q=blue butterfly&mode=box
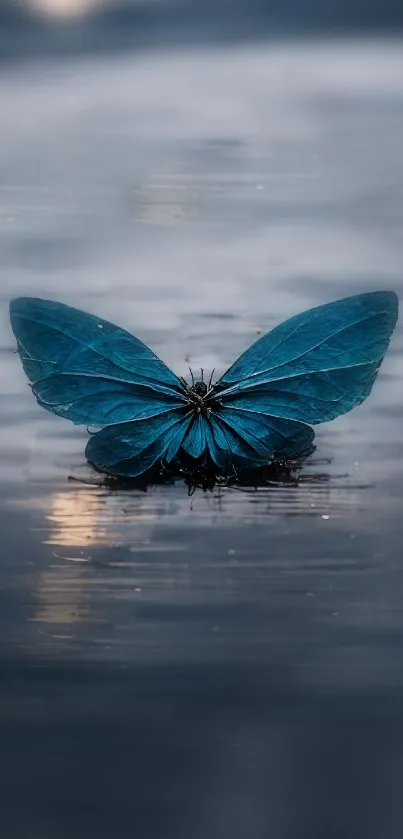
[9,291,398,478]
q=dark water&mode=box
[1,37,403,838]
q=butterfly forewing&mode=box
[9,297,186,425]
[215,291,398,425]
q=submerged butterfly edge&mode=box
[9,291,398,479]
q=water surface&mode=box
[1,37,403,838]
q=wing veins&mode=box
[16,311,180,389]
[42,399,182,426]
[217,359,378,397]
[211,410,270,453]
[222,309,389,385]
[32,370,187,401]
[92,411,193,466]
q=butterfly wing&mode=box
[86,410,193,477]
[179,410,314,473]
[180,412,256,470]
[214,291,398,425]
[9,297,186,425]
[181,414,208,459]
[204,415,254,472]
[213,408,315,460]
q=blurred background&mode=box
[2,0,403,59]
[2,3,403,839]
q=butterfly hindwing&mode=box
[203,415,247,472]
[202,413,272,471]
[182,414,207,459]
[86,410,192,477]
[216,291,398,424]
[9,297,186,425]
[215,408,315,460]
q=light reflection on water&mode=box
[1,462,397,673]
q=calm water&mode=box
[1,37,403,838]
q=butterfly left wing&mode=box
[213,291,398,424]
[86,410,192,477]
[9,297,186,425]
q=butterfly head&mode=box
[187,380,210,411]
[180,373,221,413]
[193,381,208,397]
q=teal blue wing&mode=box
[215,292,398,424]
[180,413,256,470]
[205,413,266,471]
[9,297,186,425]
[181,414,207,459]
[206,410,314,469]
[214,408,315,459]
[86,410,192,477]
[181,412,265,468]
[179,411,314,471]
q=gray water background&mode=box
[1,33,403,838]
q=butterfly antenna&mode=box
[189,366,195,386]
[201,367,204,383]
[208,368,215,390]
[179,376,189,392]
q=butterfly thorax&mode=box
[193,381,208,397]
[185,380,222,414]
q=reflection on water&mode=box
[3,462,397,672]
[27,0,103,19]
[43,486,168,547]
[46,488,108,546]
[1,35,403,839]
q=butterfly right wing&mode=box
[9,297,187,425]
[180,410,315,473]
[211,408,315,462]
[214,292,398,425]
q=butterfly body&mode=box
[9,291,398,478]
[180,379,221,415]
[193,381,208,397]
